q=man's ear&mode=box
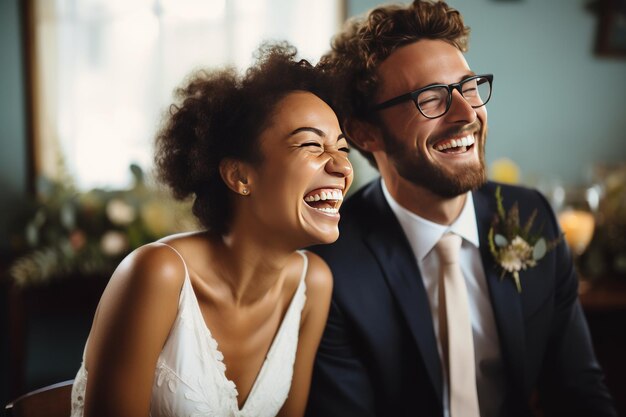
[344,118,385,153]
[219,158,254,196]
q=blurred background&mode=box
[1,0,625,413]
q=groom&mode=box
[306,1,616,416]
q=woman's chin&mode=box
[317,230,339,245]
[298,205,342,246]
[300,227,339,248]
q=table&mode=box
[5,274,108,399]
[579,278,626,416]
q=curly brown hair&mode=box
[155,42,335,235]
[320,0,470,167]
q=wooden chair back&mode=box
[5,380,74,417]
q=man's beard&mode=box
[381,122,488,198]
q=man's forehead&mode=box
[376,39,471,90]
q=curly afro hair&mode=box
[319,0,469,168]
[154,42,335,235]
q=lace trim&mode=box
[70,364,87,417]
[195,323,239,407]
[70,248,308,417]
[185,251,308,415]
[154,358,239,417]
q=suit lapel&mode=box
[473,186,526,396]
[363,181,443,402]
[360,182,529,403]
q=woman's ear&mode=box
[344,118,385,153]
[219,159,253,196]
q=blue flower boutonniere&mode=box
[488,186,562,293]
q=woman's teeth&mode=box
[435,135,475,151]
[304,189,343,214]
[313,207,339,214]
[304,190,343,203]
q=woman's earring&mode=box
[242,188,249,195]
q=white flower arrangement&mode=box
[8,165,197,287]
[488,186,561,293]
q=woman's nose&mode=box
[325,151,353,178]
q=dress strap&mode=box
[296,250,309,284]
[157,242,190,278]
[156,243,192,308]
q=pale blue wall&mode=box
[1,0,28,405]
[347,0,626,186]
[0,0,28,255]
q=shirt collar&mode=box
[381,179,480,262]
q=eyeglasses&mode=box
[372,74,493,119]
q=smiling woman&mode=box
[23,0,344,191]
[248,92,352,246]
[68,42,352,417]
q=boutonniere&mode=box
[488,186,561,293]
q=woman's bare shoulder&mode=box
[301,250,332,288]
[299,250,332,312]
[109,241,188,293]
[84,242,188,373]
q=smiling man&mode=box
[305,2,617,417]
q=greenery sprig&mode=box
[488,186,561,293]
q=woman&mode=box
[70,43,353,417]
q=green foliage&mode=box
[8,165,196,287]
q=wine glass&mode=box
[557,185,600,257]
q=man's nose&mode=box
[446,88,478,124]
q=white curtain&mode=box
[33,0,342,190]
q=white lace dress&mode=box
[71,247,308,417]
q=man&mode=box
[306,1,617,416]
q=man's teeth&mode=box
[304,190,343,203]
[435,135,475,151]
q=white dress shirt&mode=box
[381,180,505,417]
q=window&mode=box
[28,0,344,190]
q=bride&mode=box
[70,42,353,417]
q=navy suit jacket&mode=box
[306,179,616,417]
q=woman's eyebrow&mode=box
[290,126,325,137]
[290,127,346,143]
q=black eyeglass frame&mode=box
[371,74,494,119]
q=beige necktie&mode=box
[436,233,480,417]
